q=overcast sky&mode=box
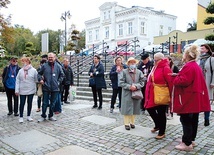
[2,0,198,34]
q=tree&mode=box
[4,25,36,56]
[187,21,197,32]
[78,30,86,50]
[0,0,14,53]
[34,29,62,55]
[67,27,81,54]
[204,2,214,41]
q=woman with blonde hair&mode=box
[15,57,38,123]
[120,57,144,130]
[109,56,127,113]
[171,45,210,151]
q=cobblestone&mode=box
[0,92,214,155]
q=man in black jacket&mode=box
[37,53,64,122]
[137,53,153,113]
[61,58,74,104]
[2,57,20,116]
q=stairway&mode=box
[72,54,142,103]
[72,56,114,103]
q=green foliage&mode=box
[205,34,214,41]
[187,21,197,32]
[204,17,214,25]
[206,2,214,14]
[35,29,61,54]
[204,2,214,42]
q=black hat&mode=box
[141,53,149,60]
[41,54,48,59]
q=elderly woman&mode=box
[144,52,173,139]
[172,45,210,151]
[109,56,127,113]
[15,57,38,123]
[120,57,144,130]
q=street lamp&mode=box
[173,32,178,53]
[132,37,140,56]
[60,11,71,53]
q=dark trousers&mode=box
[110,87,122,109]
[147,105,167,135]
[61,85,70,102]
[54,93,62,113]
[204,111,210,120]
[42,91,58,118]
[180,113,199,146]
[91,86,102,107]
[19,94,34,117]
[37,96,42,109]
[141,85,146,111]
[5,86,18,114]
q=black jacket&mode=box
[88,62,106,89]
[38,61,64,92]
[62,65,74,86]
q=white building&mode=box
[85,2,177,53]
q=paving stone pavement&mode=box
[0,92,214,155]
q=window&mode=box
[88,31,92,42]
[105,27,109,39]
[168,27,172,33]
[108,10,111,19]
[128,22,133,35]
[140,21,145,34]
[159,25,163,36]
[95,29,99,40]
[104,12,106,20]
[118,24,123,36]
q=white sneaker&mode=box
[27,116,33,122]
[19,117,24,123]
[48,117,57,121]
[38,117,45,122]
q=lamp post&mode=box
[166,37,171,55]
[60,11,71,53]
[132,37,140,56]
[173,32,178,53]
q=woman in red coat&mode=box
[144,52,173,139]
[171,45,211,151]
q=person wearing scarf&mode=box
[15,57,38,123]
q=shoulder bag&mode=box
[152,72,170,105]
[129,71,143,100]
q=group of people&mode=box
[89,44,213,152]
[2,52,74,123]
[2,44,213,152]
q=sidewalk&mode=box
[0,92,214,155]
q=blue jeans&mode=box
[19,94,34,117]
[204,111,210,120]
[42,91,58,118]
[54,93,62,113]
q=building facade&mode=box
[84,2,176,52]
[154,0,214,53]
[197,0,214,30]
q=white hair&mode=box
[154,52,164,60]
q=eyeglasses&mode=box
[12,60,17,62]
